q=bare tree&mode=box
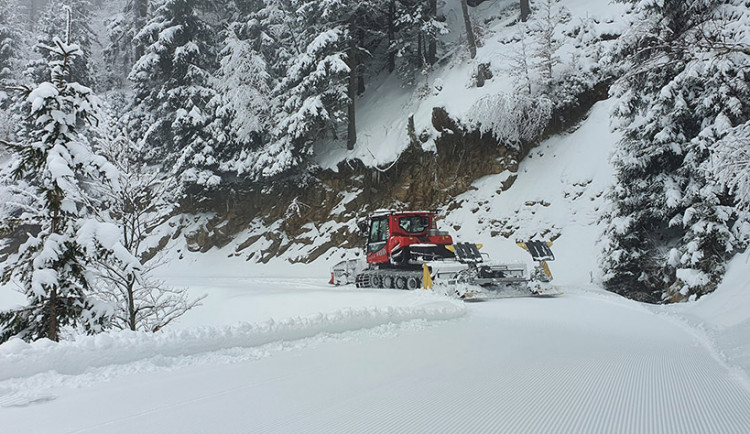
[93,125,204,332]
[533,0,563,92]
[510,23,533,95]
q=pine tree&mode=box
[0,0,21,86]
[208,21,274,182]
[0,35,120,342]
[26,0,98,89]
[266,0,389,172]
[602,0,750,302]
[126,0,219,188]
[104,0,152,86]
[391,0,448,81]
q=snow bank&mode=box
[0,299,465,381]
[685,254,750,329]
[658,253,750,390]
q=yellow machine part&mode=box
[422,264,433,289]
[540,260,553,281]
[517,241,554,281]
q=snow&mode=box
[441,98,620,287]
[2,91,750,431]
[1,1,750,432]
[2,267,750,433]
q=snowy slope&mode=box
[443,98,619,287]
[315,0,631,170]
[2,282,750,434]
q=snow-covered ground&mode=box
[2,96,750,432]
[1,268,750,433]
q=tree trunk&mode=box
[387,0,396,73]
[460,0,477,59]
[520,0,531,22]
[417,31,424,67]
[357,28,365,95]
[426,0,437,65]
[29,0,37,31]
[133,0,149,60]
[48,194,61,341]
[48,287,58,341]
[347,20,358,150]
[127,276,137,331]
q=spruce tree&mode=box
[104,0,151,85]
[0,0,21,85]
[26,0,98,89]
[126,0,219,189]
[208,20,274,182]
[602,0,750,302]
[0,35,115,342]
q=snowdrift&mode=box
[0,297,464,382]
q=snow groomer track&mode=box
[2,282,750,434]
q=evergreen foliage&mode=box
[104,0,151,87]
[0,0,21,85]
[602,0,750,302]
[126,0,219,187]
[26,0,98,88]
[0,37,123,342]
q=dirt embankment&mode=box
[182,82,611,263]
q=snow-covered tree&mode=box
[532,0,568,94]
[207,21,274,182]
[126,0,219,188]
[712,124,750,212]
[256,0,382,175]
[0,0,24,141]
[266,25,349,176]
[470,93,552,149]
[0,0,22,86]
[0,36,135,343]
[391,0,448,80]
[26,0,98,89]
[91,121,202,332]
[104,0,152,86]
[509,23,533,95]
[602,0,750,302]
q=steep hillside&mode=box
[180,1,630,268]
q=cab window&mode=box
[368,217,388,252]
[398,216,429,233]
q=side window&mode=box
[368,218,388,252]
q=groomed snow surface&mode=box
[2,267,750,434]
[2,99,750,433]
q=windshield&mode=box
[398,216,429,233]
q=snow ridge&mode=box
[0,301,465,381]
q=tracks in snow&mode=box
[3,289,750,434]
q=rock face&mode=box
[182,85,610,262]
[182,107,526,260]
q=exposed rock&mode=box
[177,81,612,263]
